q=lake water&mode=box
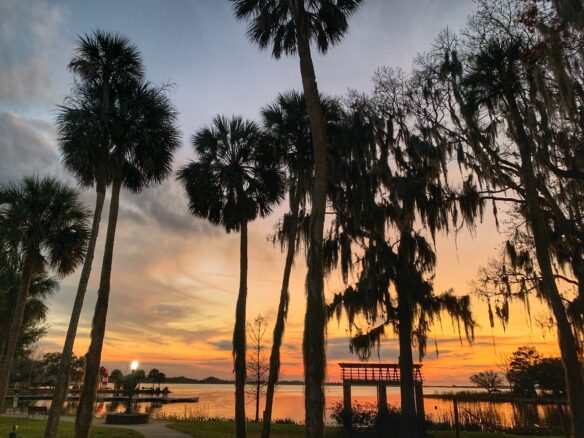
[27,384,566,430]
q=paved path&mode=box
[91,418,191,438]
[2,414,191,438]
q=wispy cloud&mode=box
[0,0,68,109]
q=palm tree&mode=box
[74,81,180,438]
[0,255,58,360]
[44,30,144,438]
[109,369,124,392]
[148,368,160,390]
[0,176,89,412]
[155,372,166,391]
[230,3,363,435]
[460,37,584,438]
[178,115,284,438]
[260,91,340,438]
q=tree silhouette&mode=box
[45,29,144,438]
[230,2,364,435]
[75,80,180,438]
[0,177,89,412]
[326,94,475,437]
[0,254,58,362]
[246,314,269,423]
[260,91,340,433]
[178,115,284,437]
[470,370,504,393]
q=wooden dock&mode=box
[339,362,425,434]
[4,394,199,404]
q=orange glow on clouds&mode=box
[39,184,563,386]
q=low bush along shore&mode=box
[426,391,566,404]
[168,420,564,438]
[0,417,142,437]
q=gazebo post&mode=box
[415,382,425,437]
[339,362,425,435]
[342,382,352,431]
[377,384,387,414]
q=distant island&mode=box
[161,377,480,388]
[162,376,307,385]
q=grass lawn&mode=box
[169,420,344,437]
[169,421,564,438]
[0,417,143,437]
[429,432,563,438]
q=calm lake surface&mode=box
[28,383,566,429]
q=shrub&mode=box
[329,401,400,430]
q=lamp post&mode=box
[125,360,139,414]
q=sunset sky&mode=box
[0,0,562,385]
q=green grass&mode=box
[169,421,564,438]
[169,420,344,437]
[0,417,143,438]
[429,432,563,438]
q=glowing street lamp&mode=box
[125,361,139,414]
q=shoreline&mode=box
[426,392,567,405]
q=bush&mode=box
[329,401,400,431]
[274,417,297,424]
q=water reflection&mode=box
[17,384,565,430]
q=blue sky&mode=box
[3,0,476,145]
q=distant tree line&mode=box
[471,346,566,398]
[107,367,167,393]
[9,352,85,390]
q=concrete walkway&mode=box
[2,414,192,438]
[91,418,192,438]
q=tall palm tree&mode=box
[260,91,339,438]
[0,176,89,412]
[230,3,363,435]
[74,81,180,438]
[178,115,284,438]
[460,37,584,438]
[44,30,144,438]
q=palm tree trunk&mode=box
[44,182,106,438]
[292,4,329,437]
[0,287,12,360]
[262,190,299,438]
[234,219,248,438]
[397,284,417,438]
[75,177,121,438]
[0,315,10,359]
[0,255,34,413]
[508,95,584,438]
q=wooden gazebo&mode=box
[339,362,425,431]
